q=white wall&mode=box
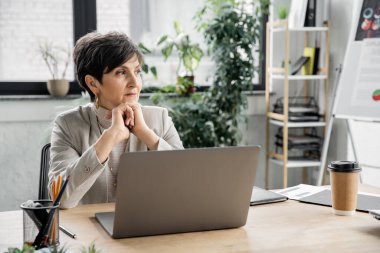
[0,96,90,211]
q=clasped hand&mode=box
[106,102,148,143]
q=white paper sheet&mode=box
[272,184,326,200]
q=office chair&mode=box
[38,143,51,200]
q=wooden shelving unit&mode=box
[265,20,330,188]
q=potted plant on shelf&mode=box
[38,41,71,97]
[157,21,204,95]
[277,5,288,20]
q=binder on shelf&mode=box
[312,47,320,74]
[291,56,310,75]
[304,0,316,27]
[301,47,316,75]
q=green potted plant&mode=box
[189,0,266,146]
[277,5,288,20]
[38,41,71,97]
[156,21,203,95]
[151,0,268,148]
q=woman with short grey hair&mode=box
[48,32,183,208]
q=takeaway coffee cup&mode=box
[328,161,362,216]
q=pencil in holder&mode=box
[20,200,60,248]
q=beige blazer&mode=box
[48,103,183,208]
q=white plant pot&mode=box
[47,79,69,97]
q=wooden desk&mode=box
[1,190,380,253]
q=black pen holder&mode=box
[20,200,59,248]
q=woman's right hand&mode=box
[107,103,135,144]
[94,103,134,164]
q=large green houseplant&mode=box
[157,21,204,95]
[153,0,268,148]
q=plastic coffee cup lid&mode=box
[328,161,362,173]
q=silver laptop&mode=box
[95,146,260,238]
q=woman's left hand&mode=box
[125,102,160,150]
[126,103,148,136]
